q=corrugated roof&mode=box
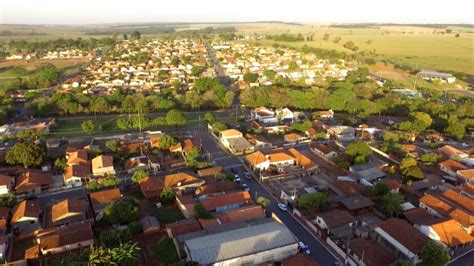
[185,221,297,265]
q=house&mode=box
[91,155,115,176]
[218,205,266,224]
[416,218,474,250]
[283,133,305,144]
[0,235,7,262]
[339,195,374,213]
[348,238,396,266]
[457,169,474,183]
[313,210,356,239]
[67,150,89,165]
[372,218,430,264]
[63,164,90,187]
[417,70,456,83]
[244,134,272,150]
[0,175,13,195]
[11,200,40,229]
[440,159,467,177]
[251,107,277,124]
[419,194,454,218]
[182,139,200,157]
[195,181,240,197]
[401,144,424,157]
[349,160,387,183]
[160,172,205,192]
[183,220,298,265]
[219,129,254,155]
[51,199,86,226]
[311,144,339,160]
[89,188,122,218]
[245,150,296,171]
[0,207,10,235]
[275,107,294,122]
[125,156,149,174]
[197,166,224,179]
[200,191,251,213]
[165,218,202,239]
[319,109,334,119]
[327,126,355,141]
[288,148,318,170]
[139,176,163,199]
[140,216,160,234]
[15,170,53,195]
[33,223,94,256]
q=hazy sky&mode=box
[1,0,473,25]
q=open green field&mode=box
[48,111,236,138]
[233,23,474,75]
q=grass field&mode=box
[234,23,474,75]
[48,111,236,138]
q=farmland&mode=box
[233,23,474,75]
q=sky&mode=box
[1,0,473,25]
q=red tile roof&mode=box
[200,191,251,212]
[378,218,429,255]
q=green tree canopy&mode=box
[298,192,328,211]
[420,242,450,266]
[160,187,176,204]
[81,120,95,135]
[131,169,149,184]
[157,134,177,150]
[345,141,373,160]
[6,142,46,168]
[380,192,404,217]
[166,109,186,126]
[103,200,139,225]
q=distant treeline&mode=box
[0,30,47,36]
[330,23,474,29]
[7,37,116,53]
[179,27,236,35]
[83,26,176,35]
[266,33,305,42]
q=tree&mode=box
[186,147,201,167]
[0,193,17,207]
[54,157,67,171]
[211,122,227,134]
[345,141,373,160]
[128,221,142,235]
[354,155,366,165]
[323,33,330,41]
[420,153,442,164]
[203,112,216,124]
[81,120,95,135]
[380,192,404,217]
[131,31,141,40]
[370,183,390,196]
[256,196,271,208]
[400,157,424,180]
[420,242,450,266]
[89,97,109,116]
[131,169,148,184]
[392,260,413,266]
[89,241,140,265]
[103,200,139,225]
[193,203,213,219]
[444,122,465,140]
[157,134,177,150]
[166,109,186,126]
[34,63,60,88]
[160,187,176,204]
[298,192,328,211]
[243,72,258,83]
[105,139,121,153]
[6,142,45,168]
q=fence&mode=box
[326,238,357,266]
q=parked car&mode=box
[277,203,287,211]
[298,241,310,254]
[244,172,252,180]
[241,183,250,192]
[234,177,241,183]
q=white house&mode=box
[252,107,277,124]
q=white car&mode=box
[277,203,287,211]
[298,241,310,254]
[241,183,250,192]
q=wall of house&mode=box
[373,228,420,264]
[93,167,115,176]
[42,239,93,255]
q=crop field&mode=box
[235,23,474,75]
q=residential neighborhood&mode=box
[0,5,472,265]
